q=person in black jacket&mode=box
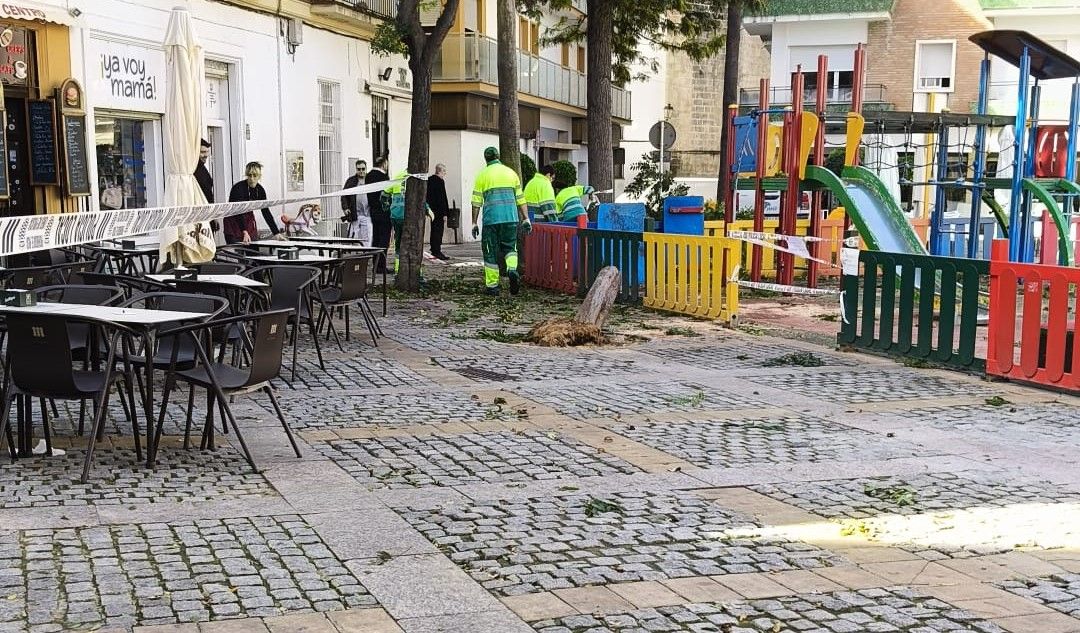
[223,161,283,244]
[426,163,451,260]
[194,139,219,233]
[366,156,390,272]
[341,159,371,244]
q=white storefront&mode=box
[52,0,408,230]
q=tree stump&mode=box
[527,266,621,347]
[576,265,621,327]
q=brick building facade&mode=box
[865,0,992,112]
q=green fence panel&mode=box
[577,229,644,304]
[838,250,989,371]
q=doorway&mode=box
[3,96,32,217]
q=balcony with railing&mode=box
[308,0,396,21]
[433,33,631,121]
[738,84,891,111]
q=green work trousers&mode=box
[482,223,519,288]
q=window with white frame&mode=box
[915,40,956,92]
[318,80,342,194]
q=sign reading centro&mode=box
[87,38,166,113]
[0,3,48,21]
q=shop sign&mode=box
[87,38,166,113]
[0,25,29,86]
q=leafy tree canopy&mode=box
[521,0,731,85]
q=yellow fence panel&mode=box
[643,232,740,324]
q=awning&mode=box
[0,1,74,26]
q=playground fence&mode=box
[643,232,740,324]
[936,217,998,260]
[839,250,989,371]
[1038,214,1080,267]
[706,218,812,280]
[522,223,578,295]
[577,228,643,304]
[987,239,1079,392]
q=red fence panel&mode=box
[987,239,1080,393]
[522,223,578,295]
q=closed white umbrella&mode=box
[158,5,214,267]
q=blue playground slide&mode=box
[803,164,928,255]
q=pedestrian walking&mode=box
[366,156,391,272]
[427,164,451,260]
[470,147,530,296]
[341,159,372,244]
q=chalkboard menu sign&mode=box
[27,99,58,186]
[62,115,90,196]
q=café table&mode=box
[89,241,160,275]
[0,302,211,459]
[247,242,388,316]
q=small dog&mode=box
[282,203,322,237]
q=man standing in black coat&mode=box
[194,139,219,234]
[366,156,390,272]
[426,163,451,260]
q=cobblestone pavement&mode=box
[999,574,1080,618]
[0,446,272,508]
[402,491,847,596]
[759,368,1000,404]
[4,263,1080,633]
[532,587,1005,632]
[260,390,520,430]
[613,416,926,467]
[638,339,858,370]
[432,352,639,382]
[0,516,374,632]
[315,431,640,488]
[516,381,770,420]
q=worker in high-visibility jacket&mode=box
[524,164,557,222]
[471,147,530,296]
[554,182,595,222]
[381,169,431,274]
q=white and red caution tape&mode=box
[0,175,427,258]
[726,230,839,268]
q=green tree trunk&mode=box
[586,0,614,197]
[497,0,521,176]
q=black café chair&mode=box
[119,292,229,450]
[317,255,380,345]
[2,266,65,290]
[243,265,328,380]
[152,309,302,470]
[71,271,171,299]
[0,314,141,482]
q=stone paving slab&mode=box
[0,515,375,632]
[0,446,272,508]
[529,586,1007,632]
[515,382,770,421]
[401,491,846,597]
[313,431,640,488]
[612,416,925,467]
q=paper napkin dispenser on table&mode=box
[278,248,299,260]
[172,267,197,281]
[1,289,35,307]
